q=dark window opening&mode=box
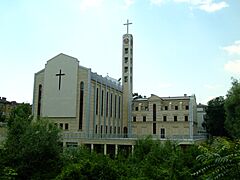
[37,84,42,118]
[165,106,168,110]
[96,88,99,115]
[163,116,167,122]
[125,57,128,63]
[135,106,138,111]
[101,90,104,116]
[185,116,188,121]
[143,116,146,122]
[175,106,178,110]
[65,123,69,130]
[186,105,189,110]
[133,116,136,122]
[79,82,84,130]
[153,123,156,134]
[161,128,165,138]
[153,104,156,122]
[124,66,128,73]
[174,116,177,122]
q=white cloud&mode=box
[123,0,135,9]
[198,0,228,13]
[224,60,240,74]
[80,0,104,12]
[150,0,229,12]
[222,41,240,55]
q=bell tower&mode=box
[122,19,133,137]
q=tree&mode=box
[1,104,62,179]
[193,137,240,179]
[225,78,240,138]
[203,96,228,137]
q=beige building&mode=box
[32,25,204,153]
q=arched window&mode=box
[79,82,84,130]
[37,84,42,118]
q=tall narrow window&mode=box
[186,105,189,110]
[95,125,98,134]
[118,96,121,119]
[153,104,156,122]
[37,84,42,118]
[143,116,146,122]
[153,123,156,134]
[101,90,104,116]
[65,123,69,130]
[163,116,167,122]
[160,128,165,138]
[175,106,178,110]
[174,116,177,122]
[185,115,188,121]
[106,92,109,117]
[110,93,113,117]
[115,95,117,118]
[79,82,84,130]
[96,88,99,115]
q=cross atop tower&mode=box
[123,19,132,34]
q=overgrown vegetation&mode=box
[1,78,240,179]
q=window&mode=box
[96,88,99,115]
[124,76,128,82]
[65,123,69,130]
[175,106,178,110]
[125,48,128,54]
[133,116,136,122]
[60,123,63,129]
[115,95,117,118]
[124,66,128,73]
[106,92,109,117]
[125,57,128,63]
[37,84,42,118]
[135,106,138,111]
[186,105,189,110]
[153,104,156,122]
[165,106,168,110]
[114,127,116,134]
[101,125,103,134]
[174,116,177,122]
[118,96,121,119]
[110,126,112,134]
[101,90,104,116]
[110,93,113,117]
[185,116,188,121]
[143,116,146,122]
[106,126,108,134]
[153,123,156,134]
[79,82,84,130]
[160,128,165,138]
[163,116,167,122]
[95,125,97,134]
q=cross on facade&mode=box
[56,69,65,90]
[123,19,132,34]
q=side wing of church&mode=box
[32,24,204,152]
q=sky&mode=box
[0,0,240,104]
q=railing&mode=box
[62,131,207,142]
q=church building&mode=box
[32,21,201,152]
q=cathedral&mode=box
[32,21,202,153]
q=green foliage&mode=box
[57,147,119,180]
[1,104,62,179]
[204,96,228,137]
[193,137,240,179]
[127,137,200,180]
[225,78,240,138]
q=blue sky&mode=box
[0,0,239,104]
